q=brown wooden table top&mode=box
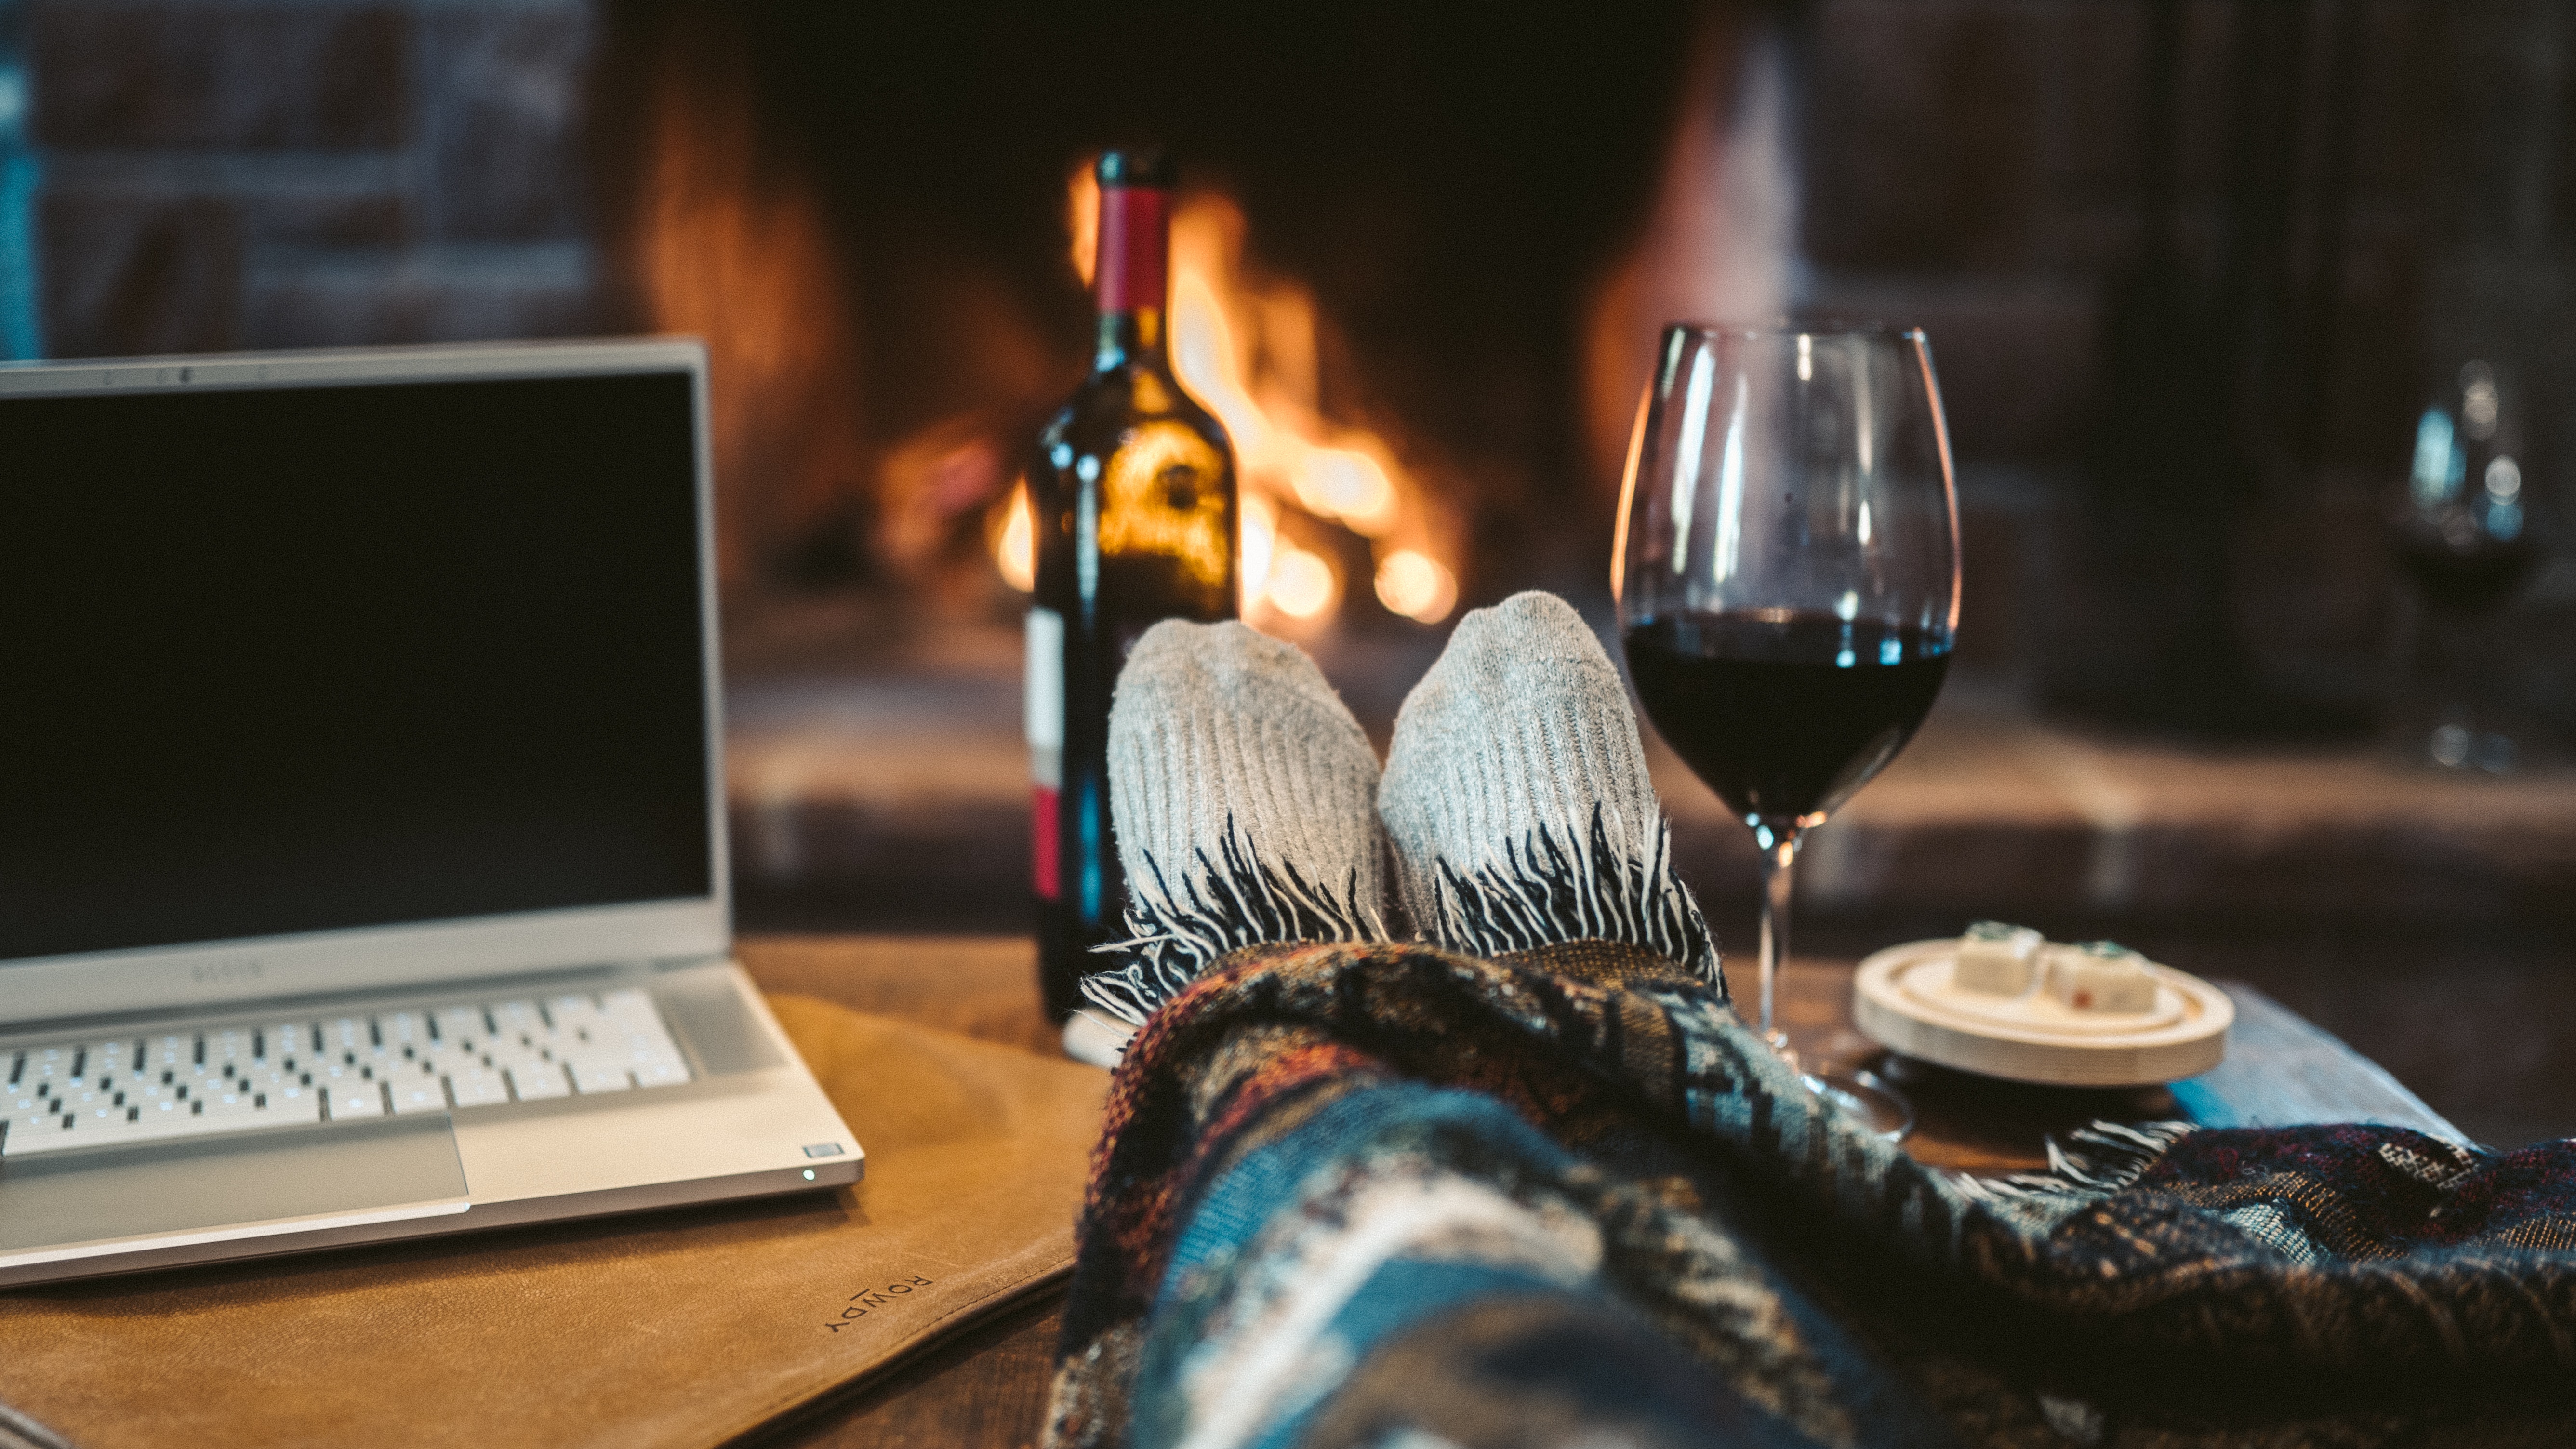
[733,933,2464,1448]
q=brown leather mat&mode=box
[0,996,1108,1449]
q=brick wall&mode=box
[28,0,601,360]
[1793,0,2576,732]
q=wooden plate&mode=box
[1852,939,2233,1087]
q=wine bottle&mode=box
[1028,148,1239,1024]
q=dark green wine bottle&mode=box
[1027,149,1239,1024]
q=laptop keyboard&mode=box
[0,988,692,1159]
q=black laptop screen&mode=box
[0,368,715,963]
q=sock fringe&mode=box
[1079,817,1388,1026]
[1421,804,1722,992]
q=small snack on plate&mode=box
[1953,920,2044,996]
[2043,941,2158,1014]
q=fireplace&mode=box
[19,0,2570,736]
[590,0,1761,631]
[583,0,2576,743]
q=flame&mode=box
[1240,489,1278,599]
[1166,243,1415,567]
[1267,546,1337,619]
[1165,196,1448,623]
[996,177,1457,625]
[1067,162,1099,287]
[994,482,1035,592]
[1374,549,1457,624]
[1168,194,1453,622]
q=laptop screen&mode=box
[0,368,714,965]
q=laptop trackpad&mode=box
[0,1117,468,1259]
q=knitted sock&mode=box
[1377,591,1720,989]
[1082,619,1391,1025]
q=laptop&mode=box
[0,339,863,1288]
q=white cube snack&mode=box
[2043,941,2159,1014]
[1953,920,2044,996]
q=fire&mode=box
[1239,489,1277,598]
[1267,547,1337,619]
[997,166,1457,626]
[993,485,1035,593]
[1373,549,1457,623]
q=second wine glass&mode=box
[1614,323,1961,1139]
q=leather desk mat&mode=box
[0,996,1109,1449]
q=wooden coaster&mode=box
[1853,939,2232,1087]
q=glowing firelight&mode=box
[1163,199,1446,620]
[998,168,1458,625]
[1267,547,1336,619]
[994,476,1280,607]
[1239,490,1278,604]
[1297,448,1397,535]
[994,483,1036,592]
[1068,162,1101,287]
[1373,550,1457,624]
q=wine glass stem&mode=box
[1756,833,1800,1047]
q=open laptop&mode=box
[0,339,862,1288]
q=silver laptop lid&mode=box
[0,339,730,1027]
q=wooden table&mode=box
[734,934,2466,1448]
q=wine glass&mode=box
[1614,323,1960,1140]
[2388,359,2538,772]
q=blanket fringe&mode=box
[1952,1120,2198,1205]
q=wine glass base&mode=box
[1802,1069,1914,1143]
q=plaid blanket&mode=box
[1042,939,2576,1449]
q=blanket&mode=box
[1042,939,2576,1449]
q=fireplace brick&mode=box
[28,0,602,360]
[420,1,594,242]
[46,154,413,249]
[242,243,600,349]
[1805,273,2098,462]
[28,2,411,152]
[1803,0,2045,273]
[40,190,243,358]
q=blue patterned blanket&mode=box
[1042,938,2576,1449]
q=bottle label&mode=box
[1095,186,1169,316]
[1026,608,1064,900]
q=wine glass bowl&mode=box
[2386,360,2539,774]
[1615,323,1961,1139]
[2393,361,2534,617]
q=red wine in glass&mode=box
[2392,532,2535,616]
[1625,612,1951,827]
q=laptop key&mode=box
[324,1083,384,1120]
[565,1060,634,1094]
[447,1071,510,1108]
[633,1059,690,1088]
[505,1063,571,1102]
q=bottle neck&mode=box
[1093,182,1170,371]
[1095,308,1167,371]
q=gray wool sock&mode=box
[1084,619,1390,1024]
[1377,591,1719,988]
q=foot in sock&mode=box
[1377,590,1720,990]
[1081,619,1390,1027]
